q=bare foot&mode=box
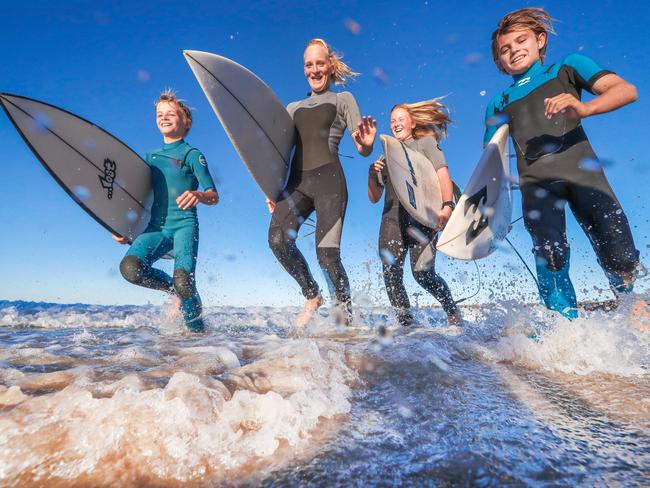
[447,310,462,326]
[631,300,650,333]
[295,295,324,327]
[166,294,182,321]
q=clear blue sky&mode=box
[1,0,648,307]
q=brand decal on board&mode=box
[99,158,117,199]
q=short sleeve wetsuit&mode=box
[485,54,639,317]
[268,89,362,311]
[119,139,216,331]
[376,136,458,324]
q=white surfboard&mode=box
[0,93,153,243]
[184,50,294,201]
[436,124,511,260]
[381,135,443,228]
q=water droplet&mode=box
[32,112,51,134]
[344,18,361,35]
[534,188,548,199]
[486,113,509,127]
[464,52,482,65]
[527,210,541,220]
[480,90,487,96]
[287,229,298,239]
[373,67,389,86]
[579,158,602,172]
[379,248,395,265]
[406,226,429,244]
[73,186,91,201]
[126,210,138,222]
[137,70,150,83]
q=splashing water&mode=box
[0,297,648,486]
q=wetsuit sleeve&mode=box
[419,137,447,171]
[563,53,614,94]
[187,151,216,191]
[286,101,298,118]
[484,98,499,146]
[337,92,362,133]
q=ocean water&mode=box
[0,297,649,487]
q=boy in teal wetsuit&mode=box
[113,91,218,331]
[486,8,640,319]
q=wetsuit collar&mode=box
[309,88,332,97]
[512,60,544,85]
[162,139,185,150]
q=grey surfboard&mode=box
[0,93,153,243]
[184,50,294,201]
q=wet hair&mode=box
[391,98,452,141]
[306,38,359,85]
[491,8,556,73]
[154,89,193,134]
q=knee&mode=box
[268,225,290,252]
[413,269,437,287]
[173,269,196,299]
[120,255,145,284]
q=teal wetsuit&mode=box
[120,139,216,331]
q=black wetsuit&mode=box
[485,54,639,317]
[268,89,362,309]
[377,136,458,325]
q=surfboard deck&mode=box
[184,50,294,202]
[0,93,153,243]
[381,135,443,228]
[436,124,511,260]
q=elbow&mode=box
[628,83,639,103]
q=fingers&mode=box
[111,234,128,245]
[265,197,276,214]
[544,94,581,118]
[371,159,385,172]
[176,191,199,210]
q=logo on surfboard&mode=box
[464,186,489,245]
[98,158,117,200]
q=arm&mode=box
[368,159,385,203]
[545,74,637,119]
[435,166,454,229]
[177,151,219,210]
[340,92,376,156]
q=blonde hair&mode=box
[391,98,452,141]
[306,38,359,85]
[491,8,556,73]
[154,89,193,133]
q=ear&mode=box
[536,31,547,51]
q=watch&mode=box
[442,200,456,210]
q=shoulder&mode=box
[560,53,597,70]
[336,91,358,105]
[418,135,442,151]
[183,144,207,166]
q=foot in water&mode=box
[168,294,205,332]
[295,295,324,327]
[447,310,462,326]
[631,300,650,333]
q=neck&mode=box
[512,59,542,82]
[163,135,183,144]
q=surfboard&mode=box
[436,124,511,260]
[184,50,294,201]
[380,134,443,228]
[0,93,153,243]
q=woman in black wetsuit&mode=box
[267,38,377,327]
[368,100,461,326]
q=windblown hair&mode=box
[306,38,359,85]
[155,89,193,133]
[491,8,556,73]
[391,98,452,141]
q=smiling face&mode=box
[303,43,334,94]
[390,107,415,141]
[156,101,188,141]
[496,28,547,75]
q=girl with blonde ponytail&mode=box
[368,99,461,327]
[267,38,376,327]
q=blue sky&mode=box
[1,0,649,307]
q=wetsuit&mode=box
[119,139,216,331]
[485,54,639,318]
[268,90,362,312]
[376,136,458,325]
